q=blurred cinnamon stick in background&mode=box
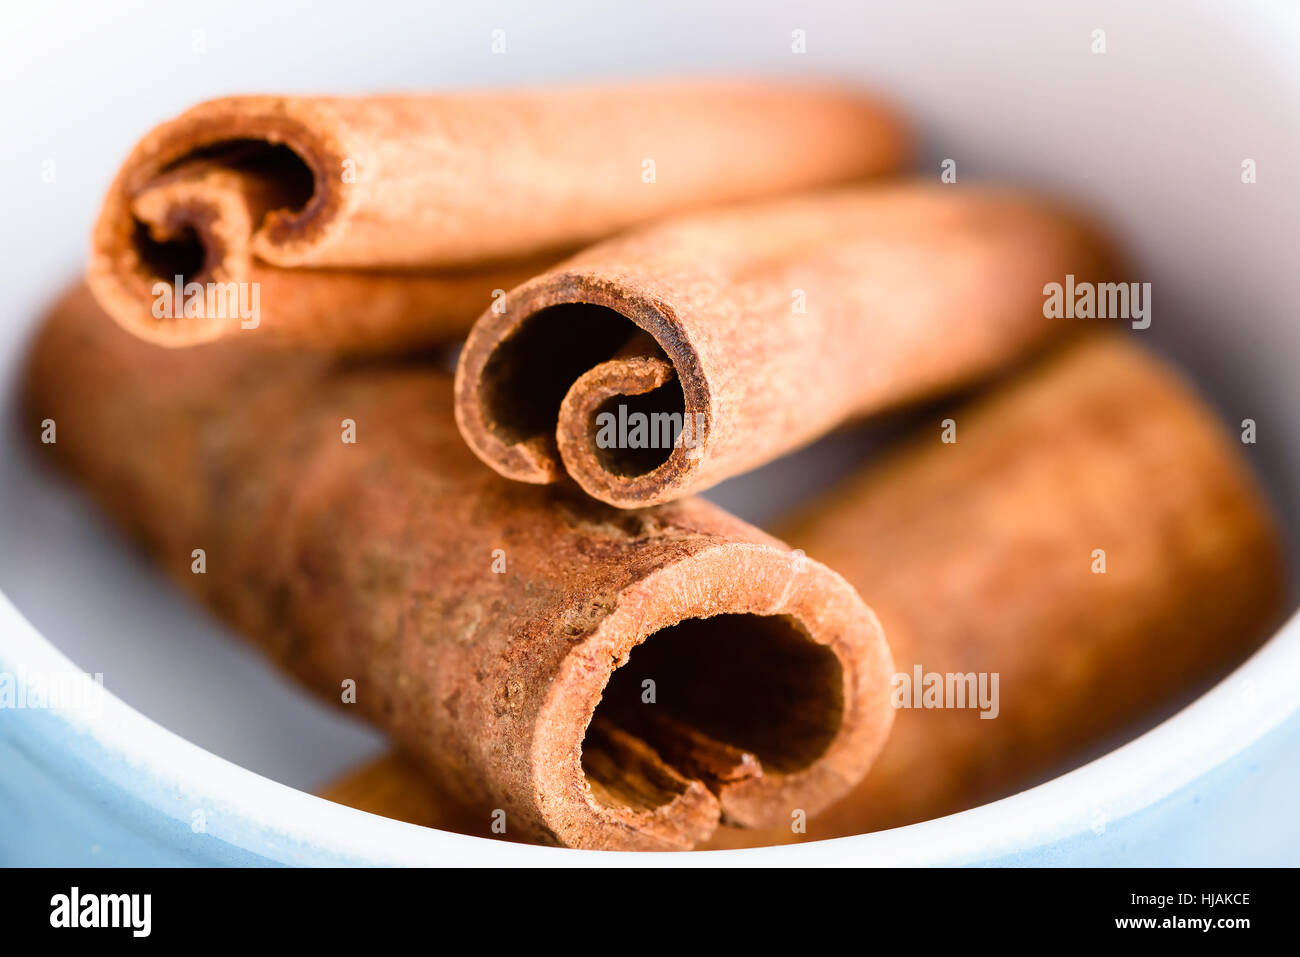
[329,336,1285,847]
[24,284,895,851]
[710,334,1284,845]
[87,82,910,350]
[455,182,1122,507]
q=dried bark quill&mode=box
[454,182,1123,507]
[24,285,896,851]
[86,82,910,350]
[324,337,1286,847]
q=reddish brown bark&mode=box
[455,182,1122,507]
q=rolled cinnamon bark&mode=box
[87,82,910,349]
[454,182,1123,507]
[711,334,1285,844]
[25,284,895,851]
[328,336,1286,847]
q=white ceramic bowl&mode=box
[1,0,1296,865]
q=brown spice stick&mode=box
[325,336,1286,847]
[87,82,911,349]
[454,182,1123,508]
[708,334,1284,845]
[25,284,895,851]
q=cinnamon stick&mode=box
[454,182,1122,507]
[24,284,895,851]
[709,334,1284,844]
[326,336,1286,847]
[87,82,910,349]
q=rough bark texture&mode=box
[328,336,1287,848]
[454,182,1124,507]
[24,284,895,851]
[87,82,911,349]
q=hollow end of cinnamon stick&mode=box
[530,542,895,848]
[454,272,710,506]
[82,97,551,352]
[86,98,345,346]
